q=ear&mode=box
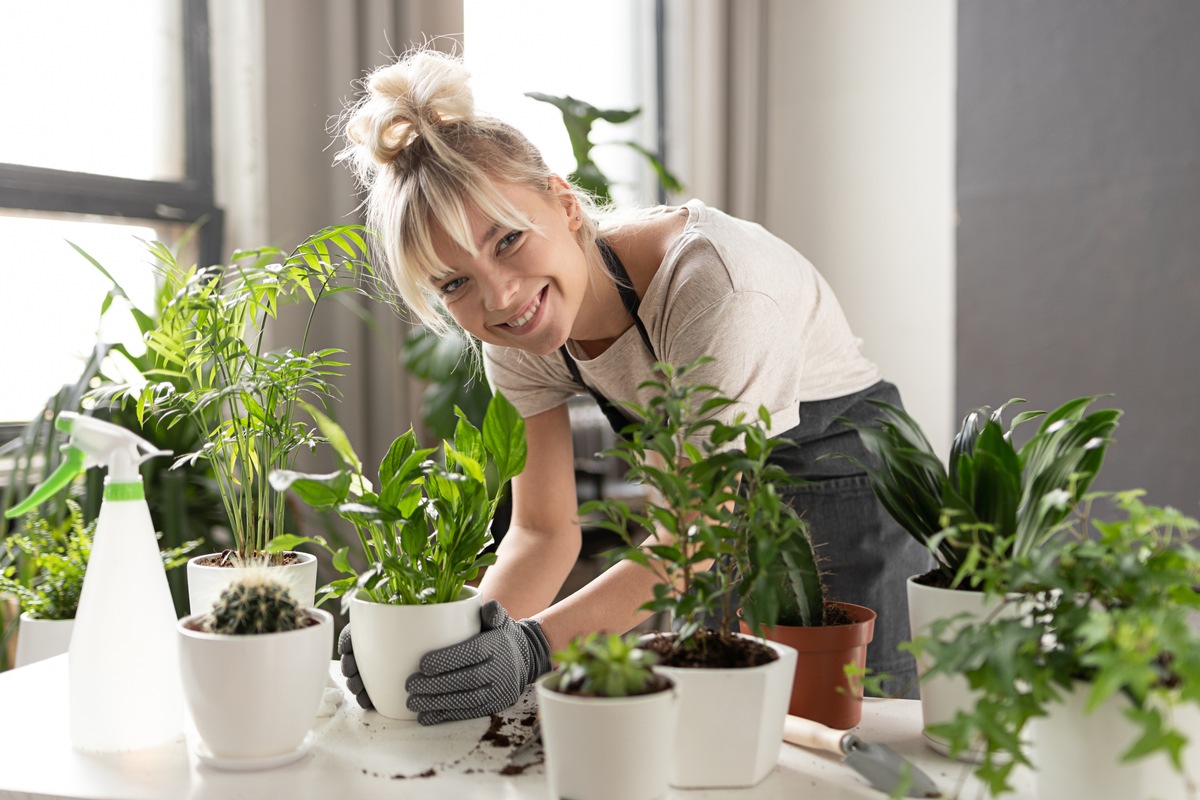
[548,175,583,232]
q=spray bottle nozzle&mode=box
[3,412,171,520]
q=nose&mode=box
[480,266,518,313]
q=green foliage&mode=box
[402,324,490,441]
[916,491,1200,796]
[268,392,526,608]
[550,632,664,698]
[0,500,199,622]
[847,397,1121,586]
[91,226,371,561]
[204,572,305,635]
[526,92,684,205]
[582,358,825,659]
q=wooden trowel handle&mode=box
[783,714,848,756]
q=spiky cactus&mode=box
[205,572,305,635]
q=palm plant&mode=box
[847,396,1121,587]
[92,226,369,562]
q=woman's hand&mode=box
[404,600,552,725]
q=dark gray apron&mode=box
[561,241,929,699]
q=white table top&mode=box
[0,655,1033,800]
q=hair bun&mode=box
[341,49,474,177]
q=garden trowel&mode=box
[783,714,942,797]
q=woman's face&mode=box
[429,180,589,357]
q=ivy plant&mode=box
[915,490,1200,796]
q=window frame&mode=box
[0,0,222,442]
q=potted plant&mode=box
[582,358,803,788]
[92,226,369,614]
[732,415,877,730]
[918,490,1200,799]
[536,631,678,800]
[847,396,1121,757]
[177,567,334,769]
[0,499,197,668]
[268,391,526,720]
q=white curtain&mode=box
[210,0,463,474]
[662,0,767,222]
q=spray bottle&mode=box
[5,411,183,751]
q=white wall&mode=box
[761,1,957,456]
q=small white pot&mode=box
[536,672,678,800]
[186,551,318,615]
[1032,683,1200,800]
[349,587,481,720]
[177,607,333,766]
[14,612,75,667]
[907,576,1007,760]
[650,635,797,788]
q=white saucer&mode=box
[195,732,316,771]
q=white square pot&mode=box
[651,635,797,788]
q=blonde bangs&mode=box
[379,164,544,333]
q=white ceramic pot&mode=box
[1032,683,1200,800]
[177,607,333,767]
[537,672,678,800]
[186,551,318,615]
[650,635,797,789]
[907,576,1006,760]
[349,587,481,720]
[14,612,75,667]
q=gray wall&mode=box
[956,1,1200,513]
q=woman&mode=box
[336,49,932,724]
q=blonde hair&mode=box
[338,49,606,333]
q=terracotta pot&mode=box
[742,600,875,730]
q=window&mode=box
[0,0,221,434]
[463,0,662,207]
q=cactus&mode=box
[205,572,305,635]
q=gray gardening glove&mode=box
[404,600,552,726]
[338,624,374,710]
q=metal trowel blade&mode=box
[842,736,942,798]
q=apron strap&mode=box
[559,239,656,436]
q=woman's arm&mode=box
[476,403,584,620]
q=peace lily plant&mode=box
[268,391,526,720]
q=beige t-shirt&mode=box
[483,200,880,436]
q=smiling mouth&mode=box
[504,288,544,328]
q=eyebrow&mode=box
[475,222,502,254]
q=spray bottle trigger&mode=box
[3,446,88,519]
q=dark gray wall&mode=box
[957,1,1200,514]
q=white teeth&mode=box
[505,291,542,328]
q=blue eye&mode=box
[441,276,467,295]
[497,230,523,252]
